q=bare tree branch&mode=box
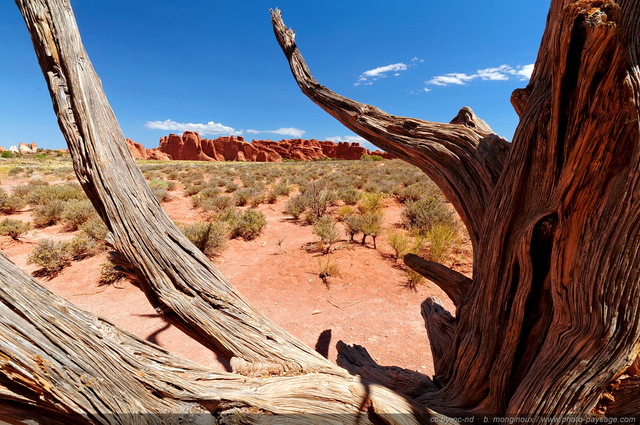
[270,8,509,245]
[0,251,448,424]
[404,254,471,308]
[15,0,336,376]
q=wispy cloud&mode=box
[145,119,241,136]
[426,64,534,87]
[246,127,305,138]
[356,57,423,86]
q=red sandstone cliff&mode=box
[127,132,393,162]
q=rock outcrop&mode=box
[127,132,393,162]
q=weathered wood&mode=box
[607,377,640,418]
[273,0,640,418]
[420,298,455,383]
[0,251,446,424]
[404,254,471,307]
[16,0,337,377]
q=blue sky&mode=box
[0,1,549,151]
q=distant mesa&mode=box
[126,132,392,162]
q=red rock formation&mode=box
[126,138,147,159]
[125,132,394,162]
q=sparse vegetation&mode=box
[0,218,30,240]
[229,209,267,241]
[179,221,229,257]
[27,239,72,277]
[313,215,341,254]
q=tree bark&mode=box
[3,0,640,421]
[272,0,640,418]
[5,0,449,423]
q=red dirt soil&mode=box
[0,180,470,377]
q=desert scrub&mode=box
[233,187,257,207]
[61,199,96,231]
[149,178,171,202]
[342,214,363,242]
[358,192,384,214]
[65,235,101,260]
[402,196,454,235]
[27,239,71,277]
[301,181,336,219]
[99,260,127,286]
[284,194,307,220]
[24,182,84,205]
[318,257,340,287]
[0,218,30,240]
[426,222,461,263]
[387,230,410,259]
[271,182,292,197]
[313,215,341,254]
[0,188,26,214]
[360,212,383,248]
[79,217,109,242]
[230,209,266,241]
[179,221,229,257]
[395,182,438,203]
[338,188,361,206]
[32,199,67,228]
[198,195,233,213]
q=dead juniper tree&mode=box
[0,0,637,422]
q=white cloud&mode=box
[355,58,423,86]
[145,119,241,136]
[425,64,534,87]
[326,135,368,144]
[246,127,305,138]
[517,64,535,79]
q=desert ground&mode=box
[0,154,470,376]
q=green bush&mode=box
[32,200,67,228]
[65,235,100,260]
[230,209,266,241]
[0,219,30,240]
[0,188,25,214]
[426,222,460,263]
[179,221,229,257]
[61,199,96,231]
[360,212,383,248]
[284,195,307,220]
[302,181,336,219]
[338,188,361,206]
[401,196,454,235]
[27,239,71,277]
[1,151,14,159]
[197,195,233,212]
[358,192,384,214]
[342,214,363,242]
[233,188,256,207]
[79,217,109,241]
[313,215,341,254]
[387,230,410,260]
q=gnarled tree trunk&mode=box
[271,0,640,418]
[0,0,638,422]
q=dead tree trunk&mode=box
[271,0,640,418]
[1,0,639,422]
